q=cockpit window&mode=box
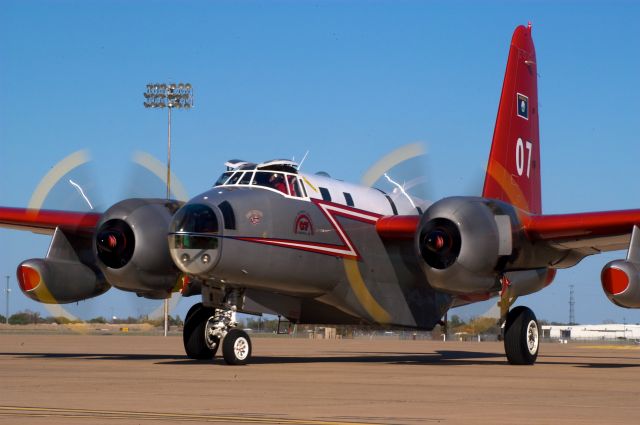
[288,176,302,197]
[253,171,271,187]
[239,171,254,185]
[214,172,232,186]
[226,171,243,185]
[215,162,307,198]
[255,172,288,194]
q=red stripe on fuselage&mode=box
[234,199,382,260]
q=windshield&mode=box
[213,167,307,198]
[214,172,232,186]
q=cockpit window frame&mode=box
[214,165,309,200]
[214,171,233,186]
[225,171,244,185]
[239,171,254,185]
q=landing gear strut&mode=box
[182,288,252,365]
[499,276,540,365]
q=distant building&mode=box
[542,324,640,341]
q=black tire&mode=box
[184,303,203,323]
[222,329,252,366]
[184,302,203,325]
[183,304,217,360]
[504,306,540,365]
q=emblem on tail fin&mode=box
[517,93,529,120]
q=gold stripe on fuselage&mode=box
[343,258,391,324]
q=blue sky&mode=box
[1,0,639,324]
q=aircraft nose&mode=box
[168,203,222,276]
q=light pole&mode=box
[5,275,10,324]
[144,82,193,337]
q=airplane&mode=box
[2,24,640,366]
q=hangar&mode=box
[542,324,640,341]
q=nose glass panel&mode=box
[169,203,222,275]
[169,203,220,250]
[171,203,219,234]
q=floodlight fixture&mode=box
[143,82,193,110]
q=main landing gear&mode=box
[499,277,540,365]
[504,306,539,365]
[183,299,252,365]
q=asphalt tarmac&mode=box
[1,334,639,424]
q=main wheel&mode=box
[183,303,218,360]
[504,306,540,365]
[222,329,252,365]
[184,302,202,325]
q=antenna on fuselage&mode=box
[297,150,310,171]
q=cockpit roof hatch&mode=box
[224,159,256,170]
[258,159,299,173]
[222,159,300,174]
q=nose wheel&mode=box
[222,328,252,365]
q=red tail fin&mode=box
[483,24,541,214]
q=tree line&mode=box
[1,310,184,326]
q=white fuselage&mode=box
[299,172,426,216]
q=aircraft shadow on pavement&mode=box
[2,350,638,368]
[158,350,640,368]
[1,352,184,361]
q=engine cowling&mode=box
[416,197,517,294]
[601,260,640,308]
[94,198,183,298]
[17,259,110,303]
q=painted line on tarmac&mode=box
[577,345,640,350]
[0,406,389,425]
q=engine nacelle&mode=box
[416,197,517,294]
[17,259,110,304]
[94,198,183,298]
[505,268,556,297]
[601,260,640,308]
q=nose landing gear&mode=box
[183,289,253,365]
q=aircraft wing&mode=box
[0,206,101,235]
[375,215,420,240]
[376,209,640,255]
[523,210,640,254]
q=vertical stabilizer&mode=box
[483,24,541,214]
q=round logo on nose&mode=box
[294,212,314,235]
[246,210,263,225]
